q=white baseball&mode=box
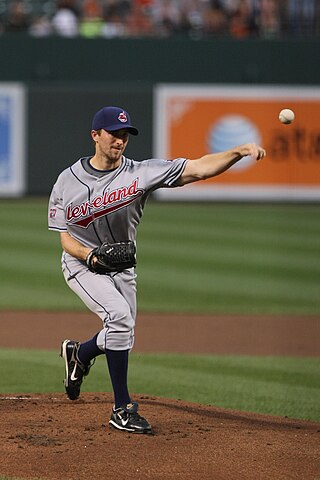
[279,108,295,124]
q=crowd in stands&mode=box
[0,0,319,39]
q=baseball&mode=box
[279,108,295,124]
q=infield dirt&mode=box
[0,311,319,480]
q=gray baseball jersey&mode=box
[48,155,187,351]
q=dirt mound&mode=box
[1,393,319,480]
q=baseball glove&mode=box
[86,241,136,274]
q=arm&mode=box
[60,231,92,261]
[178,143,266,186]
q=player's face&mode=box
[93,128,129,164]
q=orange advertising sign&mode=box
[154,86,320,200]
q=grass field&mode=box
[0,199,319,424]
[0,198,319,314]
[0,478,28,480]
[1,349,319,422]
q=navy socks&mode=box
[77,333,104,365]
[105,349,131,409]
[77,334,131,409]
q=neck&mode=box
[90,154,121,171]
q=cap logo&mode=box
[118,112,128,123]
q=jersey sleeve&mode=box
[144,157,187,191]
[48,178,67,232]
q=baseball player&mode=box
[48,106,266,434]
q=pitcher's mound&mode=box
[1,393,319,479]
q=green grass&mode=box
[0,348,319,422]
[0,478,43,480]
[0,198,319,314]
[0,477,43,480]
[0,478,42,480]
[137,202,320,314]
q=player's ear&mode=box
[91,130,99,143]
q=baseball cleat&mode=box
[60,339,93,401]
[109,402,153,434]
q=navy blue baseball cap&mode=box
[92,106,139,135]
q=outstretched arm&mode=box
[178,143,266,186]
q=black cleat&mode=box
[109,402,153,434]
[60,339,93,401]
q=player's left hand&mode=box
[86,241,136,274]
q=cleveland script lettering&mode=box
[66,178,144,228]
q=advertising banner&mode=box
[0,83,26,196]
[154,85,320,201]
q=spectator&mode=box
[287,0,316,36]
[258,0,281,38]
[150,0,182,36]
[51,0,79,37]
[4,1,30,33]
[183,0,208,38]
[29,15,53,37]
[100,13,128,38]
[202,0,229,36]
[126,1,154,36]
[0,0,319,39]
[79,0,104,38]
[101,0,130,37]
[102,0,132,19]
[229,0,257,38]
